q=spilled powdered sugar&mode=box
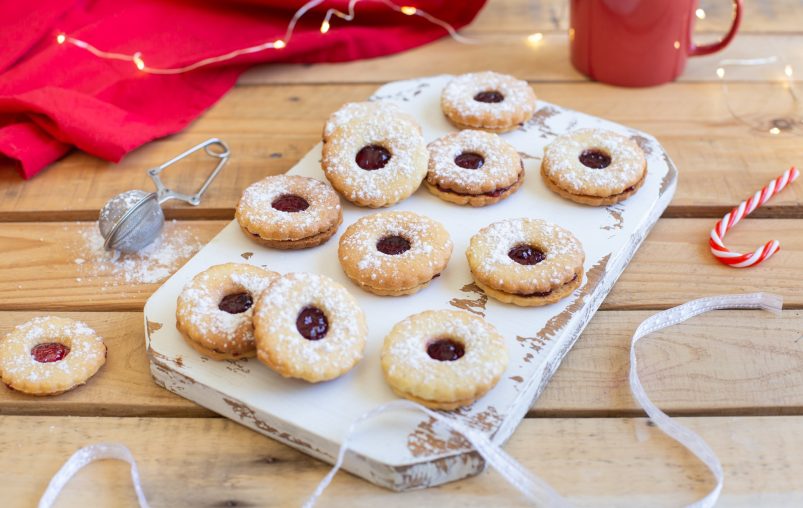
[69,221,202,285]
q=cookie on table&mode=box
[381,310,508,410]
[0,317,106,396]
[236,175,342,249]
[466,218,585,307]
[322,101,419,142]
[338,211,453,296]
[176,263,279,360]
[253,272,367,383]
[541,128,647,206]
[425,129,525,206]
[321,115,428,207]
[441,71,537,133]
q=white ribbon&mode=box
[39,442,150,508]
[628,292,782,508]
[40,292,783,508]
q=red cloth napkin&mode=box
[0,0,485,179]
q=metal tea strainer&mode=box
[98,138,230,253]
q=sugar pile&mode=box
[70,220,202,285]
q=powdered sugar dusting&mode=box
[427,130,521,193]
[323,101,404,139]
[441,72,537,126]
[70,221,202,285]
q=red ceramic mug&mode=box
[570,0,743,87]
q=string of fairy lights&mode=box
[55,0,475,75]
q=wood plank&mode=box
[0,219,800,312]
[1,83,801,221]
[1,310,799,418]
[3,415,803,507]
[239,33,803,84]
[466,0,803,34]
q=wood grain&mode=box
[2,310,800,418]
[1,83,801,221]
[0,219,799,312]
[4,414,803,507]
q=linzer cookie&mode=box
[253,272,367,383]
[466,218,585,307]
[236,175,342,249]
[322,115,428,207]
[176,263,279,360]
[0,317,106,396]
[541,128,647,206]
[381,310,508,410]
[322,101,418,142]
[338,211,453,296]
[425,129,524,206]
[441,71,537,133]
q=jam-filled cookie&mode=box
[322,115,428,208]
[253,272,367,382]
[322,101,418,142]
[338,211,453,296]
[466,218,585,307]
[541,128,647,206]
[236,175,342,249]
[441,71,537,133]
[0,317,106,396]
[381,310,508,410]
[425,130,525,206]
[176,263,279,360]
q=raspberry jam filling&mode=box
[427,338,465,361]
[435,171,522,197]
[508,244,546,265]
[31,342,70,363]
[296,306,329,340]
[473,91,505,103]
[376,235,411,255]
[272,194,309,213]
[356,145,392,170]
[219,292,253,314]
[515,274,578,297]
[579,149,612,169]
[454,152,485,169]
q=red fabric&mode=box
[0,0,485,179]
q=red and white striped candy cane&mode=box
[709,166,799,268]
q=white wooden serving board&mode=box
[144,74,677,491]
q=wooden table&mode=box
[2,1,802,506]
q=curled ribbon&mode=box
[40,293,783,508]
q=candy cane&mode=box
[709,166,799,268]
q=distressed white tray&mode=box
[144,74,677,491]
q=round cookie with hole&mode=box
[176,263,279,360]
[425,129,525,206]
[381,310,508,410]
[338,211,453,296]
[253,272,367,383]
[0,316,106,396]
[236,175,342,249]
[466,218,585,307]
[541,128,647,206]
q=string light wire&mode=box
[55,0,475,75]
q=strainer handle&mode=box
[148,138,230,206]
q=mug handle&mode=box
[689,0,743,56]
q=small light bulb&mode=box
[56,33,66,45]
[133,53,145,71]
[769,127,781,135]
[401,6,417,15]
[527,33,543,45]
[784,64,794,78]
[673,40,680,50]
[695,8,706,19]
[716,67,725,79]
[274,39,286,49]
[320,20,330,34]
